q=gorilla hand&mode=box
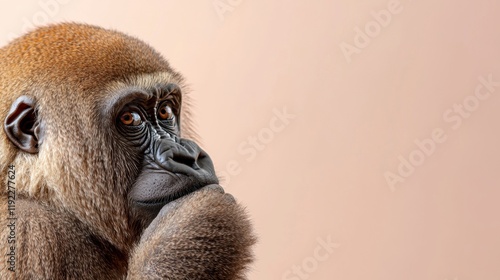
[128,185,256,280]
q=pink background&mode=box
[1,1,500,279]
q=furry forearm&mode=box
[127,185,256,280]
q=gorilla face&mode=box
[5,83,219,232]
[108,83,219,224]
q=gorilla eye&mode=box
[158,105,174,120]
[120,111,142,126]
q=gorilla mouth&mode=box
[134,182,203,207]
[130,172,219,217]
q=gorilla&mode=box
[0,23,255,279]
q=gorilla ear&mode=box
[4,96,40,154]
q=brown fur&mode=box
[128,186,255,279]
[0,23,255,279]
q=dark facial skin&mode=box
[110,83,219,224]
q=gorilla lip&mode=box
[135,191,187,207]
[130,161,219,210]
[133,179,216,208]
[132,181,215,220]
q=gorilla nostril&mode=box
[172,153,199,170]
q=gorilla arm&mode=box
[0,186,254,280]
[128,185,255,280]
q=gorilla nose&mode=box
[166,140,201,170]
[153,138,215,177]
